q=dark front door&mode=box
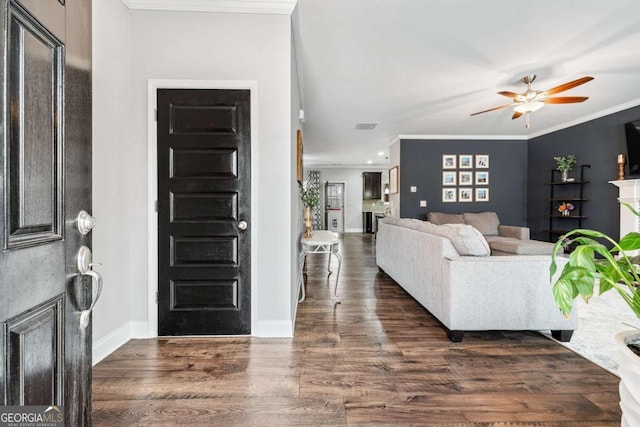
[0,0,93,425]
[157,89,251,336]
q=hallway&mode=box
[93,234,621,426]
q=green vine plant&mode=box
[298,182,320,209]
[550,202,640,320]
[554,154,576,172]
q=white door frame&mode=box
[147,79,259,338]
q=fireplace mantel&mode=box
[609,179,640,240]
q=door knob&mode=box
[76,210,96,235]
[238,221,248,230]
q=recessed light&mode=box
[378,151,384,156]
[367,160,373,164]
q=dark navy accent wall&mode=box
[527,105,640,242]
[399,139,528,226]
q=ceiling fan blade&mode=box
[512,111,523,120]
[470,104,512,116]
[544,76,594,96]
[545,96,589,104]
[498,91,520,99]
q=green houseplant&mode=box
[554,154,576,182]
[299,182,319,238]
[550,202,640,425]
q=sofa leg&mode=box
[446,329,464,342]
[551,330,573,342]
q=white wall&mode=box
[92,0,140,363]
[291,6,304,321]
[314,167,388,232]
[92,7,295,362]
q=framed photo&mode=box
[459,154,473,169]
[475,171,489,185]
[476,154,489,169]
[442,188,457,202]
[475,187,489,202]
[389,166,399,194]
[459,171,473,186]
[296,130,303,183]
[442,154,457,169]
[442,171,457,186]
[459,188,473,202]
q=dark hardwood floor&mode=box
[93,234,621,426]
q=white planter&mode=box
[616,330,640,427]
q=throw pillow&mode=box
[463,212,500,236]
[429,223,490,256]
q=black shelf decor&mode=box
[545,164,590,242]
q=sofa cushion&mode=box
[489,238,555,255]
[463,212,500,236]
[427,212,465,225]
[396,218,424,230]
[419,223,490,257]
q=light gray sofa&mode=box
[376,217,576,342]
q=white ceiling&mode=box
[294,0,640,167]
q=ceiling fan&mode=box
[471,75,594,128]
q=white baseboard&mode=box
[93,320,149,366]
[345,228,364,233]
[252,320,293,337]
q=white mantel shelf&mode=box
[609,179,640,241]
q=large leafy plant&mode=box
[298,182,320,209]
[550,203,640,319]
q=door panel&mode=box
[7,3,64,247]
[157,89,251,336]
[0,0,92,425]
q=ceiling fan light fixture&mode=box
[514,100,545,114]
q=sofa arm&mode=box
[498,225,530,240]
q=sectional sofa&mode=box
[375,215,576,342]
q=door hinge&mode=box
[154,109,157,121]
[155,291,159,304]
[154,200,158,212]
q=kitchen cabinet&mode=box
[363,172,382,200]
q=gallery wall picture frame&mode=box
[475,187,489,202]
[459,171,473,186]
[459,188,473,202]
[476,154,489,168]
[475,171,489,185]
[296,130,303,183]
[389,166,399,194]
[442,171,457,186]
[459,154,473,169]
[442,154,457,169]
[442,188,457,202]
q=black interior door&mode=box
[157,89,251,336]
[0,0,92,425]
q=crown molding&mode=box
[120,0,297,15]
[398,134,527,141]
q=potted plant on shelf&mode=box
[554,154,576,182]
[550,203,640,426]
[299,181,319,238]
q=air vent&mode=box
[355,122,378,130]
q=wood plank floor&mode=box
[92,234,621,426]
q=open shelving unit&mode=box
[546,164,590,242]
